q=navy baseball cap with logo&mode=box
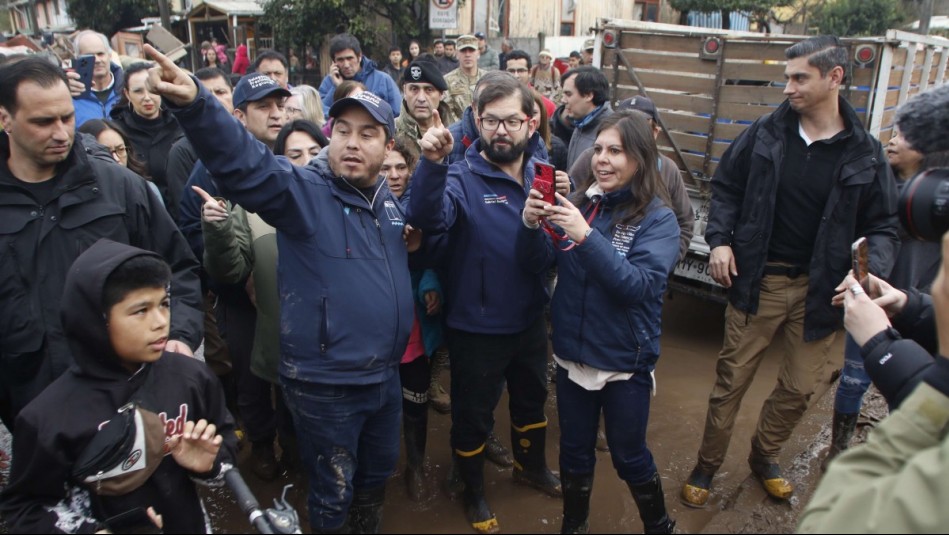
[329,91,396,137]
[232,73,291,109]
[618,95,659,123]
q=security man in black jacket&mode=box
[0,58,202,431]
[680,36,899,507]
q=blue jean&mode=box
[280,373,402,531]
[556,366,657,485]
[834,334,872,414]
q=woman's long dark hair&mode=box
[570,110,671,226]
[77,118,151,180]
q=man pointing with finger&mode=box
[408,74,564,534]
[141,44,422,533]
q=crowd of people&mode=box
[0,26,947,535]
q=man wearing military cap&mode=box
[397,60,458,141]
[444,35,486,123]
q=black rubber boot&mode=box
[347,485,386,534]
[560,472,594,534]
[485,431,514,467]
[511,421,562,497]
[455,449,500,534]
[250,439,278,482]
[821,411,859,472]
[627,473,676,534]
[403,409,429,502]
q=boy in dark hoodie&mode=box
[0,239,237,533]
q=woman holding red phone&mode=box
[518,112,680,534]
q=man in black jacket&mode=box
[0,58,202,431]
[680,36,899,507]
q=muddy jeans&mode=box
[834,334,872,414]
[280,373,401,531]
[696,274,837,473]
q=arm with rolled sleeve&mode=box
[576,209,680,306]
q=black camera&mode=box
[898,167,949,242]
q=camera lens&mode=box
[899,168,949,242]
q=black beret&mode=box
[402,60,448,92]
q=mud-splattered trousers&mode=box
[280,373,401,531]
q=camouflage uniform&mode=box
[443,68,484,125]
[395,100,458,143]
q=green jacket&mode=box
[798,380,949,533]
[202,203,280,383]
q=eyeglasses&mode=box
[506,68,529,74]
[110,145,127,157]
[479,116,527,132]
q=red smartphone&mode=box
[533,162,556,206]
[851,237,869,292]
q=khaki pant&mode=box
[696,274,837,472]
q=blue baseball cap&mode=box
[328,91,396,137]
[232,73,291,109]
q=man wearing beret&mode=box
[396,60,458,142]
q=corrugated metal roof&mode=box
[197,1,265,16]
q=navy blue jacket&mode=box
[517,193,680,373]
[170,86,414,386]
[407,140,548,334]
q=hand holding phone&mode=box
[533,162,556,207]
[852,237,870,292]
[68,54,96,97]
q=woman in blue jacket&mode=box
[519,111,680,534]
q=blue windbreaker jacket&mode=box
[170,86,414,385]
[517,192,680,373]
[318,56,402,117]
[406,139,549,334]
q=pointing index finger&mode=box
[432,109,443,130]
[143,44,176,70]
[191,185,216,204]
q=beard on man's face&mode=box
[483,134,529,164]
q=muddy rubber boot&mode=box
[560,472,594,534]
[511,421,562,497]
[403,409,430,502]
[821,411,858,472]
[485,431,514,467]
[627,473,676,534]
[347,485,386,534]
[455,448,500,534]
[250,439,278,482]
[748,452,793,500]
[428,370,451,415]
[680,466,714,508]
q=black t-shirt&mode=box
[1,159,62,206]
[767,116,851,266]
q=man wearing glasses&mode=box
[505,49,556,120]
[407,75,563,534]
[317,33,402,116]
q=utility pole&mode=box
[158,0,171,29]
[919,0,934,36]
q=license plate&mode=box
[674,256,720,286]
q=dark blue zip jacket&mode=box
[406,139,548,334]
[517,191,680,373]
[170,86,414,385]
